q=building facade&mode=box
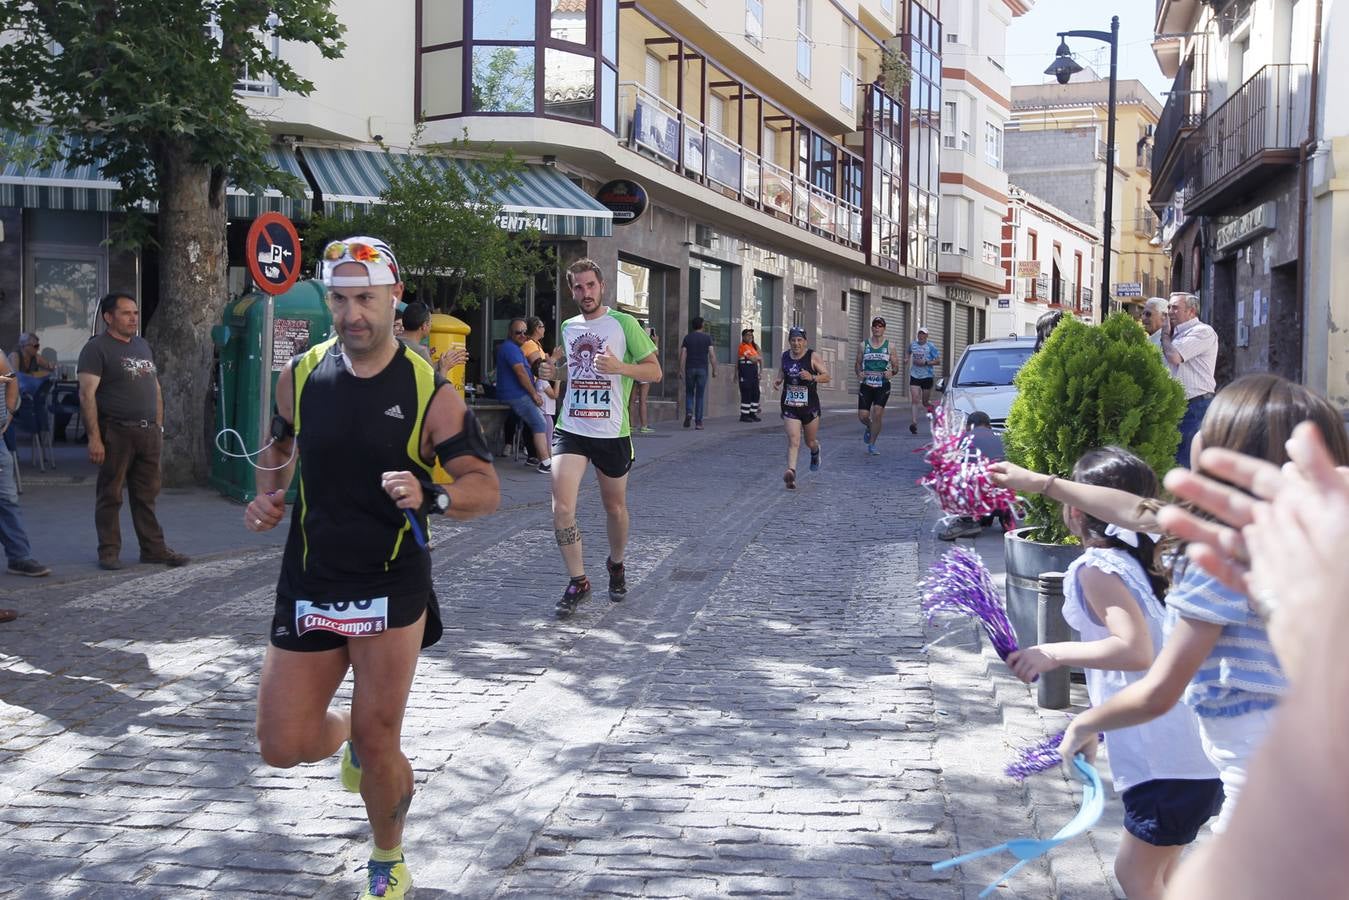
[1006,78,1166,316]
[992,185,1100,337]
[2,0,952,422]
[930,0,1030,369]
[1150,0,1316,388]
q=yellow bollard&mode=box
[428,313,471,484]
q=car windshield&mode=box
[953,346,1034,387]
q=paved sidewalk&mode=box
[0,411,1121,898]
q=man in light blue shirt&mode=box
[905,327,940,434]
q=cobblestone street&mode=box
[0,414,1120,898]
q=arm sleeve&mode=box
[76,340,103,377]
[1166,567,1249,627]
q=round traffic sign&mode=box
[246,212,302,295]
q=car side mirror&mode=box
[936,378,946,392]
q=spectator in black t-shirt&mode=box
[679,317,716,429]
[77,293,189,571]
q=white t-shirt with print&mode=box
[556,308,657,439]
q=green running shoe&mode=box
[340,740,362,793]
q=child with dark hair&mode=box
[1007,447,1222,900]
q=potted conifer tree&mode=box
[1001,312,1185,649]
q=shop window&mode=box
[749,272,778,360]
[690,257,736,364]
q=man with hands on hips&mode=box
[244,235,499,900]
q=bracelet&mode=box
[1042,474,1057,497]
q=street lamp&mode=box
[1044,15,1119,324]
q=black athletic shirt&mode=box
[277,341,441,601]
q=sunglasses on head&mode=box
[323,240,387,265]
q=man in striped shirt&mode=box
[1161,292,1218,469]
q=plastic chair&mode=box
[12,375,55,471]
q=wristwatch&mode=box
[421,483,451,515]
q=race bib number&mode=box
[568,379,612,419]
[295,598,389,638]
[863,372,884,387]
[784,384,809,407]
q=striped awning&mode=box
[1,127,311,219]
[299,146,613,237]
[226,145,312,219]
[0,127,121,211]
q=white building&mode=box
[992,185,1099,338]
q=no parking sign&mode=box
[246,212,301,296]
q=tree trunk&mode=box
[146,142,227,487]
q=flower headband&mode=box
[320,237,401,287]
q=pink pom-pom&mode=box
[917,407,1019,525]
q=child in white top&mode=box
[1007,447,1222,900]
[535,374,557,446]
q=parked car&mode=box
[938,336,1036,432]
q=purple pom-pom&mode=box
[919,546,1019,661]
[1005,728,1107,781]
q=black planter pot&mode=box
[1003,526,1083,653]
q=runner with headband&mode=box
[243,236,500,900]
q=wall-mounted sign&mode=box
[595,179,649,226]
[945,286,973,304]
[1016,260,1041,278]
[997,297,1011,309]
[1114,282,1143,298]
[246,212,301,296]
[1215,201,1277,255]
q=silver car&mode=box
[938,336,1037,432]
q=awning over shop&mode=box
[1,127,311,219]
[299,146,613,238]
[1,127,120,211]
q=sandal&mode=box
[783,468,796,490]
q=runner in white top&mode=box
[538,259,662,618]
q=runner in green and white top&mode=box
[538,258,662,618]
[854,316,900,456]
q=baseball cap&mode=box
[917,326,929,334]
[872,316,886,326]
[788,325,807,339]
[321,236,401,287]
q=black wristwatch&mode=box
[420,483,451,515]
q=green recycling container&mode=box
[210,279,331,502]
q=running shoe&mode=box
[809,447,821,472]
[783,468,796,490]
[606,557,627,602]
[683,415,692,428]
[358,857,411,899]
[340,740,362,793]
[555,576,591,618]
[639,425,655,434]
[867,443,880,456]
[863,422,872,444]
[537,460,552,474]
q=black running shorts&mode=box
[551,429,635,479]
[909,376,935,390]
[858,382,892,409]
[270,590,443,652]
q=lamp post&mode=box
[1045,15,1119,325]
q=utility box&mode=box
[211,279,332,503]
[429,312,470,394]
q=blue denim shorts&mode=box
[1122,778,1224,846]
[506,394,551,435]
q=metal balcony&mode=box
[1186,64,1309,215]
[1150,52,1205,205]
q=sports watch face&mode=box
[434,488,450,512]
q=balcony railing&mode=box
[1151,50,1206,200]
[1190,64,1309,212]
[619,82,863,249]
[1133,209,1158,236]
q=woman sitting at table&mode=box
[9,333,55,378]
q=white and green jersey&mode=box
[556,307,657,439]
[860,339,891,387]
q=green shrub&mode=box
[1004,312,1186,544]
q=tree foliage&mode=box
[0,1,345,223]
[0,1,345,486]
[1003,313,1186,544]
[304,139,554,314]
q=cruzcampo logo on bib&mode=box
[295,598,389,637]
